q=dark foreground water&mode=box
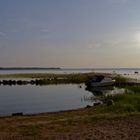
[0,84,94,116]
[0,84,128,116]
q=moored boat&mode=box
[86,75,115,87]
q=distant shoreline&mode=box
[0,67,140,70]
[0,67,61,70]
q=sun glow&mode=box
[134,32,140,43]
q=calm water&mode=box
[0,68,137,116]
[0,84,94,116]
[0,68,93,74]
[0,83,129,116]
[0,68,140,74]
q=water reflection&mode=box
[0,84,94,116]
[85,86,128,96]
[0,83,134,116]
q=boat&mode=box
[86,75,115,87]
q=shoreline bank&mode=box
[0,72,140,139]
[0,106,140,140]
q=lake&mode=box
[0,83,129,116]
[0,84,94,116]
[0,68,140,74]
[0,68,138,116]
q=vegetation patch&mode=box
[103,93,140,112]
[18,125,41,139]
[0,72,113,85]
[113,75,128,83]
[125,85,140,93]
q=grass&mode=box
[0,72,133,86]
[18,125,41,139]
[125,85,140,93]
[113,75,128,83]
[0,72,95,78]
[103,93,140,112]
[0,72,113,85]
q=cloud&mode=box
[88,39,122,49]
[118,0,128,2]
[88,33,127,49]
[88,42,102,49]
[109,0,129,5]
[0,32,5,37]
[40,29,50,33]
[88,31,140,50]
[133,31,140,42]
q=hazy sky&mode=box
[0,0,140,68]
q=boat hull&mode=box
[90,81,115,87]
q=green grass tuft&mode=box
[126,85,140,93]
[103,93,140,112]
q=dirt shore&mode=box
[44,116,140,140]
[46,116,140,140]
[0,108,140,140]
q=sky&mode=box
[0,0,140,68]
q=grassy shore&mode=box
[0,103,140,139]
[0,72,113,80]
[0,72,129,85]
[0,73,140,139]
[0,72,98,78]
[0,72,114,85]
[0,91,140,139]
